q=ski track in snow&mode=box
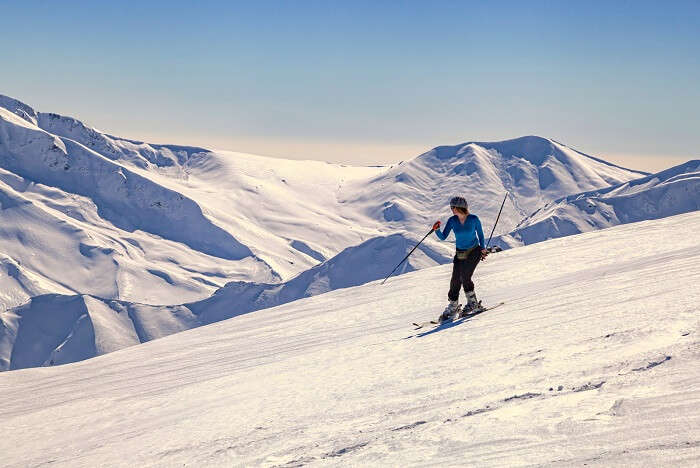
[0,211,699,467]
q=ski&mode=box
[413,303,462,329]
[456,301,505,319]
[412,302,504,329]
[412,320,436,329]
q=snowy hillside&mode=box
[0,103,276,306]
[341,136,649,239]
[0,232,449,371]
[187,232,450,325]
[1,212,698,467]
[496,160,700,248]
[0,95,648,308]
[0,95,387,306]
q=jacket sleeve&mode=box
[435,218,452,241]
[476,216,485,248]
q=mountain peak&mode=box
[427,135,552,160]
[465,136,574,166]
[0,94,38,125]
[424,136,646,177]
[386,135,649,233]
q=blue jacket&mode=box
[435,214,485,250]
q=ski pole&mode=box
[381,227,435,284]
[486,193,508,248]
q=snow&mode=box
[2,94,660,371]
[186,232,451,324]
[497,160,700,248]
[1,211,698,466]
[340,136,648,250]
[0,96,647,311]
[0,231,450,371]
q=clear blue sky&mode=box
[3,0,699,171]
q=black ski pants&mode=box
[448,246,481,302]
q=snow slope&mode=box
[341,136,649,240]
[0,95,648,307]
[0,294,201,371]
[0,104,275,306]
[0,95,385,305]
[0,232,449,371]
[496,160,700,248]
[0,107,249,260]
[188,232,450,325]
[1,212,698,467]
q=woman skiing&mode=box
[432,196,488,322]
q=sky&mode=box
[3,0,699,171]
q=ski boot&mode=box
[459,291,484,318]
[438,300,460,323]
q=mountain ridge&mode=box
[1,93,669,371]
[495,159,700,248]
[1,94,646,305]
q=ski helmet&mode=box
[450,196,468,209]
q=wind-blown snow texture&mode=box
[495,160,700,248]
[1,212,698,467]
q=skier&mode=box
[432,196,488,322]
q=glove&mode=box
[432,221,441,231]
[480,249,489,261]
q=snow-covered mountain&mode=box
[0,94,649,309]
[1,94,659,369]
[495,160,700,248]
[0,233,449,371]
[187,232,450,324]
[0,100,277,306]
[341,136,649,239]
[1,211,698,466]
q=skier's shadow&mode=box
[408,316,476,339]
